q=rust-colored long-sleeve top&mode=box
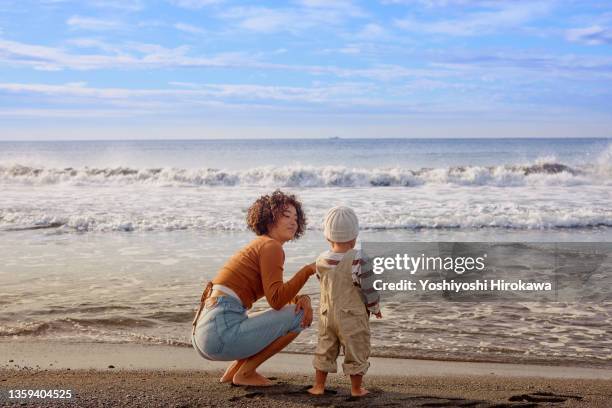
[212,235,313,310]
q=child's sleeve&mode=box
[356,250,380,314]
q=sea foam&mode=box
[0,160,607,187]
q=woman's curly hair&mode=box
[246,190,306,240]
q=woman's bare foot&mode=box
[220,360,245,383]
[232,370,273,386]
[307,385,325,395]
[351,387,369,397]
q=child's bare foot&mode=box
[232,370,273,386]
[307,385,325,395]
[220,360,245,383]
[351,387,369,397]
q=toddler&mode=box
[308,206,382,397]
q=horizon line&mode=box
[0,136,610,142]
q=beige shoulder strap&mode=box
[192,281,213,335]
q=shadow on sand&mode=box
[226,380,582,408]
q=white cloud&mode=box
[220,8,301,34]
[329,64,446,81]
[174,23,205,34]
[66,38,124,53]
[4,34,610,86]
[296,0,365,17]
[429,50,612,83]
[168,0,222,9]
[394,2,551,36]
[66,16,124,31]
[88,0,144,12]
[0,78,608,126]
[137,20,167,29]
[0,81,378,112]
[338,45,361,54]
[0,38,248,71]
[218,4,365,34]
[168,81,201,88]
[41,38,442,80]
[383,0,528,7]
[566,26,612,45]
[355,23,388,39]
[0,108,145,118]
[298,0,351,7]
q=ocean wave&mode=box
[0,160,609,188]
[0,317,157,337]
[0,321,52,337]
[1,153,610,233]
[1,210,611,233]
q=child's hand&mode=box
[374,311,382,319]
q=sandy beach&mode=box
[1,341,610,407]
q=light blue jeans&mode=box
[192,295,305,361]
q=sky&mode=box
[1,0,611,140]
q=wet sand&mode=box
[0,341,611,407]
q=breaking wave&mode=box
[0,160,609,187]
[2,209,611,233]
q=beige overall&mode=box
[313,249,370,375]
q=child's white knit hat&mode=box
[323,206,359,242]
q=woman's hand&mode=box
[295,295,313,328]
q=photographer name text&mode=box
[374,279,552,292]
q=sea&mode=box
[0,138,610,368]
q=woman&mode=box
[192,190,316,386]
